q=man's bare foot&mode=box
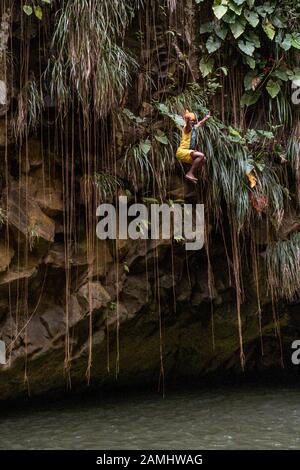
[185,174,198,184]
[279,155,287,164]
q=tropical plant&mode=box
[47,0,143,116]
[81,172,123,204]
[23,0,51,20]
[266,232,300,300]
[198,0,300,97]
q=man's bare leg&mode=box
[185,152,206,182]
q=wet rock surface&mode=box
[0,217,298,401]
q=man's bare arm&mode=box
[195,113,211,129]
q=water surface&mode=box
[1,387,300,449]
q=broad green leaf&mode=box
[244,31,260,48]
[219,66,228,76]
[206,35,222,54]
[199,57,215,77]
[272,69,289,81]
[255,162,265,172]
[256,130,274,139]
[289,68,300,81]
[200,22,214,34]
[228,2,243,15]
[23,5,33,15]
[292,33,300,50]
[244,9,259,27]
[212,3,228,20]
[142,197,159,204]
[173,115,185,128]
[245,55,256,69]
[262,20,275,40]
[257,4,275,16]
[41,0,51,3]
[156,103,185,128]
[222,11,236,24]
[214,23,228,40]
[140,140,151,155]
[281,34,292,51]
[238,40,255,56]
[240,91,261,106]
[256,6,267,17]
[34,5,43,20]
[156,103,169,114]
[155,133,169,145]
[230,20,245,39]
[123,108,145,123]
[228,126,242,137]
[244,70,258,90]
[245,129,259,144]
[272,16,284,28]
[232,0,246,4]
[266,79,281,98]
[263,4,276,14]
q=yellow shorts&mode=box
[176,147,193,164]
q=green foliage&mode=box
[287,136,300,171]
[122,108,146,124]
[123,133,174,196]
[155,130,169,145]
[266,233,300,300]
[158,83,208,120]
[156,103,185,128]
[13,78,44,137]
[27,79,44,130]
[123,262,130,273]
[266,79,281,98]
[23,1,51,20]
[48,0,143,115]
[28,225,40,250]
[198,0,300,105]
[123,139,154,192]
[156,89,286,229]
[93,172,122,202]
[80,172,123,205]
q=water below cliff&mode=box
[1,386,300,450]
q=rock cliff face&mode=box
[0,1,299,402]
[0,150,299,401]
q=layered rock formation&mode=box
[0,156,299,401]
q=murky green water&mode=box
[1,387,300,449]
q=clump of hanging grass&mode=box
[287,135,300,203]
[266,232,300,301]
[13,78,44,138]
[156,91,287,230]
[123,139,154,192]
[49,0,143,115]
[257,168,285,226]
[80,172,122,205]
[167,0,177,12]
[287,135,300,170]
[123,135,175,197]
[164,83,208,116]
[268,88,293,127]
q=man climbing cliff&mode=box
[176,110,211,183]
